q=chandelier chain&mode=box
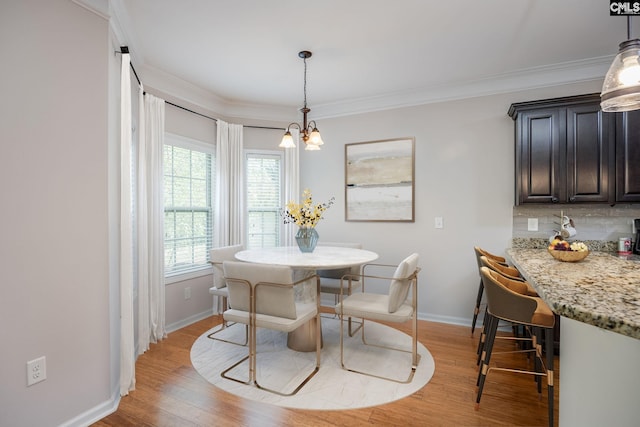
[303,56,308,109]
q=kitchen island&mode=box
[506,248,640,427]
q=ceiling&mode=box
[111,0,636,120]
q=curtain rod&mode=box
[117,46,284,132]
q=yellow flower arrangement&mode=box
[282,189,335,228]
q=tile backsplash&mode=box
[513,204,640,245]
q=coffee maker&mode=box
[634,219,640,255]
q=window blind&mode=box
[163,134,215,277]
[246,152,282,249]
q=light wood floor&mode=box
[93,312,559,426]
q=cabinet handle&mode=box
[569,196,576,202]
[552,197,559,203]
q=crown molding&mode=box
[310,55,613,119]
[70,0,109,20]
[74,0,614,122]
[148,54,612,122]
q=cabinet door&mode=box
[517,109,564,204]
[566,104,613,203]
[616,110,640,202]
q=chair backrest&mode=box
[480,267,537,324]
[480,258,531,295]
[388,253,419,313]
[474,246,506,270]
[316,241,363,280]
[479,255,521,280]
[210,245,244,289]
[222,260,297,319]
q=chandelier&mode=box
[279,51,324,150]
[601,16,640,112]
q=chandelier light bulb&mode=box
[279,131,296,148]
[309,128,324,146]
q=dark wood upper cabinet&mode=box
[509,94,616,205]
[616,110,640,203]
[515,108,563,204]
[565,103,613,203]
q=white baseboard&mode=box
[59,389,120,427]
[166,308,214,333]
[417,311,473,328]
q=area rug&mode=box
[190,316,435,410]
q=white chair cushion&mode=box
[388,253,419,313]
[223,261,297,320]
[210,245,244,289]
[336,293,413,323]
[224,301,317,332]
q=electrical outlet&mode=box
[27,356,46,386]
[528,218,539,231]
[434,217,444,229]
[184,286,191,300]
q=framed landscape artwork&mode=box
[345,137,415,222]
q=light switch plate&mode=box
[528,218,538,231]
[434,217,443,229]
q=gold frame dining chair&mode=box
[316,241,363,335]
[476,266,555,427]
[335,253,420,383]
[207,245,247,345]
[220,260,321,396]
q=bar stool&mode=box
[471,247,509,335]
[476,256,536,365]
[476,266,555,427]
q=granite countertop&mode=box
[506,248,640,340]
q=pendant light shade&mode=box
[279,131,296,148]
[601,39,640,112]
[601,17,640,112]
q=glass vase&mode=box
[295,227,319,253]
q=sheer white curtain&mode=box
[137,91,166,354]
[215,120,245,246]
[120,52,135,396]
[213,120,244,312]
[283,128,300,246]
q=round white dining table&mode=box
[235,245,379,269]
[234,246,379,351]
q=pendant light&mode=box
[279,51,324,150]
[601,16,640,112]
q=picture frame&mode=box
[345,137,415,222]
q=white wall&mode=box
[0,1,112,426]
[298,82,603,323]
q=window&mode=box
[246,151,283,249]
[163,134,215,278]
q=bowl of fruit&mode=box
[547,237,589,262]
